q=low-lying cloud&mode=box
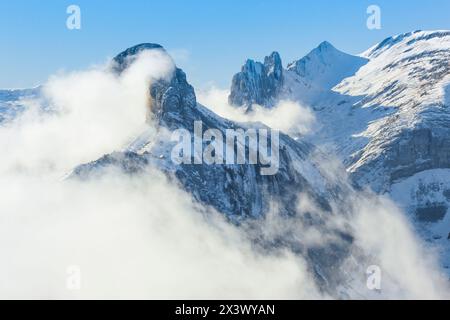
[197,86,316,136]
[1,169,324,299]
[0,49,174,178]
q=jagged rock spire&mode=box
[228,51,284,110]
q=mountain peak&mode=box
[265,51,282,63]
[264,51,283,79]
[317,41,335,51]
[112,43,166,74]
[287,41,368,90]
[109,43,197,129]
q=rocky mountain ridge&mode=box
[229,30,450,270]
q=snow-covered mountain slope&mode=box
[229,30,450,271]
[287,41,368,91]
[0,87,42,124]
[335,30,450,192]
[333,32,450,270]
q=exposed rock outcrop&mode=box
[228,52,283,110]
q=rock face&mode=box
[72,44,357,294]
[228,52,283,110]
[351,125,450,193]
[149,67,198,130]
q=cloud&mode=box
[197,86,316,135]
[242,183,450,299]
[348,193,450,299]
[0,49,174,177]
[0,168,324,299]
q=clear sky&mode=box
[1,0,450,89]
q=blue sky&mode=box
[1,0,450,89]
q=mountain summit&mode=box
[112,43,165,74]
[228,51,284,110]
[287,41,368,90]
